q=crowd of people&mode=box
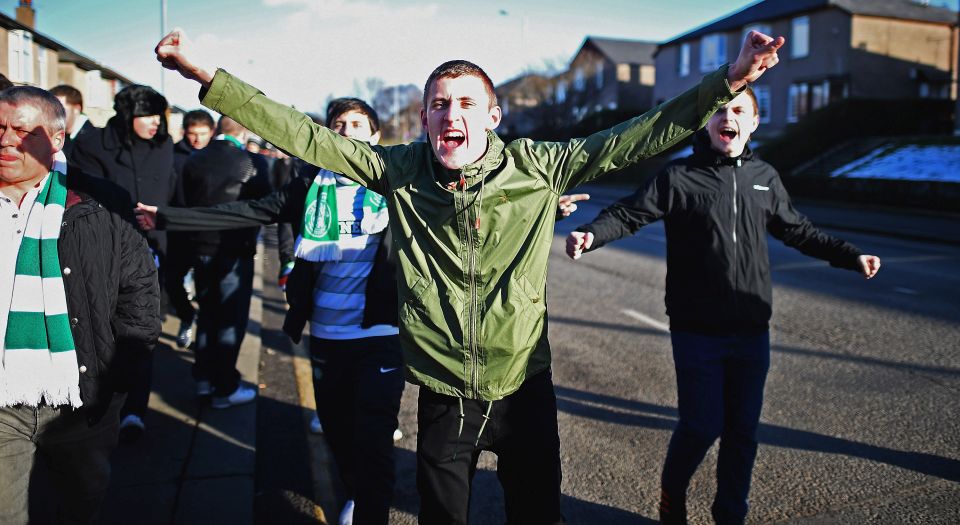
[0,25,882,525]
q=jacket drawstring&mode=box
[451,398,495,460]
[475,400,493,447]
[452,397,466,461]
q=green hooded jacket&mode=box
[200,65,738,400]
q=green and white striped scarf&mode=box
[295,169,389,262]
[0,170,81,408]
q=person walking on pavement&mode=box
[0,86,160,524]
[49,84,96,159]
[151,27,785,523]
[68,84,177,442]
[566,88,882,525]
[139,99,402,525]
[178,116,271,407]
[169,109,216,350]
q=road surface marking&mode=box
[622,309,670,333]
[893,287,918,295]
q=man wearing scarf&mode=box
[137,99,400,525]
[0,87,160,523]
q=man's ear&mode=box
[369,130,382,146]
[420,108,427,133]
[487,105,502,130]
[750,113,760,134]
[51,130,65,153]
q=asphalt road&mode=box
[381,187,960,524]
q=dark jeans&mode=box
[0,394,124,525]
[416,370,564,525]
[660,330,770,525]
[193,255,254,395]
[310,335,404,525]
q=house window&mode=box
[679,43,690,77]
[700,33,726,73]
[791,16,809,58]
[742,23,772,44]
[556,80,567,104]
[640,65,655,86]
[752,85,771,124]
[8,30,34,84]
[811,80,830,111]
[595,63,604,89]
[38,48,48,88]
[617,64,631,82]
[787,83,810,123]
[573,69,585,92]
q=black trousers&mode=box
[416,370,564,525]
[310,335,405,525]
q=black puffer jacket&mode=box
[180,139,272,257]
[579,131,863,336]
[68,118,178,257]
[62,170,161,424]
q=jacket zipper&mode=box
[460,175,480,398]
[732,159,740,314]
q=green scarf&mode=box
[1,171,81,408]
[296,169,388,262]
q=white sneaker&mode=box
[176,322,193,348]
[211,385,257,409]
[338,500,354,525]
[196,380,212,396]
[309,413,323,434]
[393,428,403,441]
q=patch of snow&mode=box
[831,145,960,182]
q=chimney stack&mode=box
[16,0,35,29]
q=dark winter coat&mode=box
[578,131,864,336]
[68,118,178,258]
[180,139,272,258]
[62,170,161,424]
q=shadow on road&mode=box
[554,384,960,483]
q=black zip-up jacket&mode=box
[62,170,161,424]
[180,139,272,257]
[154,175,398,340]
[578,131,863,336]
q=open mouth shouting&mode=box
[442,129,466,149]
[718,125,738,143]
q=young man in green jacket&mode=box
[151,29,784,523]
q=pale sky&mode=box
[5,0,959,112]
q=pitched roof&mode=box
[0,11,136,84]
[580,36,658,65]
[662,0,957,46]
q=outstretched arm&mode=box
[155,30,394,192]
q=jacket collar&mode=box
[457,129,505,179]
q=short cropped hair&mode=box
[183,109,214,131]
[49,84,83,110]
[423,60,497,109]
[217,115,246,137]
[325,98,380,133]
[0,85,67,135]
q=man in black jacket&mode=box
[50,84,96,158]
[180,116,271,408]
[567,88,881,525]
[169,109,216,349]
[0,86,160,524]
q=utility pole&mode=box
[160,0,168,95]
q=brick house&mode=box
[653,0,958,136]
